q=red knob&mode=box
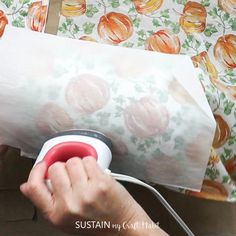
[43,141,97,178]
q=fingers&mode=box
[66,157,88,192]
[82,156,104,180]
[20,161,53,212]
[48,162,72,197]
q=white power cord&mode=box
[109,171,195,236]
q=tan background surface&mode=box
[1,0,236,235]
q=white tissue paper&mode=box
[0,26,216,190]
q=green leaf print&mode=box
[12,16,25,28]
[137,30,147,46]
[204,24,218,37]
[225,148,232,157]
[132,17,141,28]
[72,24,80,34]
[58,19,79,37]
[200,0,210,7]
[220,92,226,100]
[205,41,212,51]
[66,18,73,25]
[224,100,234,115]
[19,10,27,17]
[174,137,184,150]
[228,123,236,146]
[20,0,30,4]
[222,175,230,184]
[205,167,220,180]
[108,0,120,8]
[220,148,233,162]
[231,190,236,199]
[223,12,230,21]
[172,0,187,5]
[152,18,161,27]
[86,4,99,17]
[122,42,134,47]
[1,0,13,8]
[219,69,236,84]
[137,29,145,37]
[182,35,201,53]
[123,0,131,5]
[208,7,219,19]
[128,6,135,14]
[147,30,154,35]
[229,18,236,31]
[228,135,236,146]
[170,22,180,34]
[82,22,95,34]
[160,9,170,19]
[58,23,68,34]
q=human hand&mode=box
[20,156,167,236]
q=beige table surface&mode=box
[1,0,236,235]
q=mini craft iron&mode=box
[34,129,194,236]
[34,129,113,176]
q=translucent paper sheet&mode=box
[0,26,216,190]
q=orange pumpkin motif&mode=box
[0,10,8,37]
[124,96,169,138]
[132,0,164,14]
[213,114,230,148]
[186,180,228,201]
[224,157,236,181]
[36,103,74,136]
[145,29,181,54]
[218,0,236,15]
[61,0,86,17]
[214,34,236,69]
[79,36,97,42]
[65,74,110,114]
[27,1,47,32]
[98,12,133,44]
[179,1,207,34]
[191,51,218,82]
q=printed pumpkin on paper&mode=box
[57,0,236,202]
[0,0,49,36]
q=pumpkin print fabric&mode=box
[57,0,236,202]
[0,0,48,34]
